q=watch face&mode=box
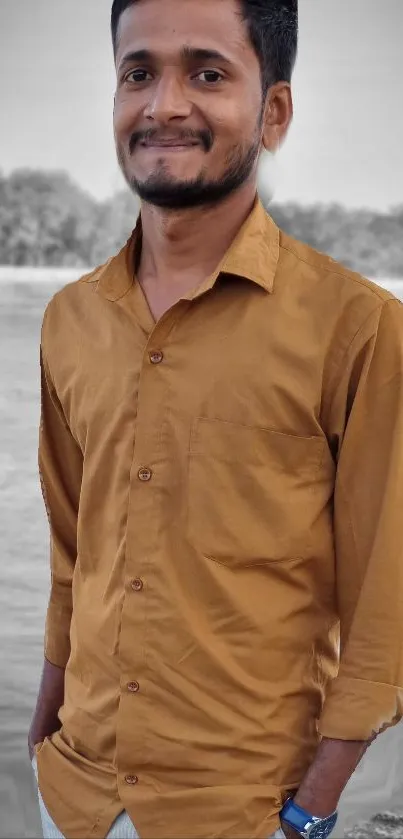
[309,813,338,839]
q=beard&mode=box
[116,122,263,211]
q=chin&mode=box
[136,170,202,191]
[148,162,200,179]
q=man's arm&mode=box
[28,315,83,759]
[283,298,403,836]
[279,737,374,839]
[28,659,65,761]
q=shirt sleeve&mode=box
[38,311,83,668]
[318,297,403,741]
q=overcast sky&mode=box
[1,0,402,210]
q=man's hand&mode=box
[28,658,65,762]
[277,734,377,839]
[292,735,374,817]
[28,735,41,763]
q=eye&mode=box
[195,70,224,84]
[125,69,153,84]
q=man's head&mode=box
[112,0,297,210]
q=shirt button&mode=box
[138,467,152,482]
[128,681,140,693]
[131,578,143,592]
[125,774,139,785]
[149,350,164,365]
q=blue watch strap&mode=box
[281,798,315,832]
[280,797,337,836]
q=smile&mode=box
[140,140,201,149]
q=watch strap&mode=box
[280,797,338,838]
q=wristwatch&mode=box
[279,797,338,839]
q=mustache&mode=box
[129,127,213,154]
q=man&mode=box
[28,0,403,838]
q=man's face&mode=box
[113,0,266,209]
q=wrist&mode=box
[293,791,339,818]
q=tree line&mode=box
[1,168,403,277]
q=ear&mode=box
[261,82,293,153]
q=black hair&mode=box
[111,0,298,93]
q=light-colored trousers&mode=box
[31,754,286,839]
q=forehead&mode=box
[115,0,259,71]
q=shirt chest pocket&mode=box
[187,417,327,567]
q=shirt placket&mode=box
[115,304,186,794]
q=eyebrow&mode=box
[118,46,232,71]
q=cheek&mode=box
[208,98,261,144]
[113,96,139,140]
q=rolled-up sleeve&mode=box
[319,297,403,740]
[38,308,83,668]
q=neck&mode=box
[138,182,257,285]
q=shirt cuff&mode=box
[44,598,72,668]
[318,675,403,740]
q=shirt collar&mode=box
[96,196,279,303]
[95,218,141,302]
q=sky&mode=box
[1,0,402,210]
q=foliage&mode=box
[270,202,403,278]
[1,169,402,276]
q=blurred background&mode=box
[0,1,402,837]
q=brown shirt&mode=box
[34,199,403,839]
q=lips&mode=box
[140,139,200,148]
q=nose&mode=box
[144,73,192,123]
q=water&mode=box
[0,280,62,838]
[0,275,402,838]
